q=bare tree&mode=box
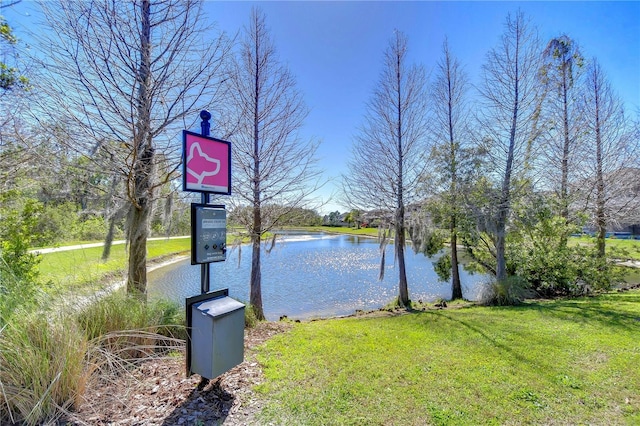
[427,39,471,300]
[476,12,543,281]
[539,35,585,227]
[344,31,428,307]
[37,0,231,297]
[220,8,321,320]
[579,59,636,258]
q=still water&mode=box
[148,232,489,321]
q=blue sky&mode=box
[4,1,639,215]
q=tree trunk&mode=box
[559,62,571,248]
[127,200,151,297]
[560,66,570,221]
[594,77,606,258]
[395,44,409,308]
[127,0,153,298]
[249,28,265,320]
[450,222,463,300]
[495,19,521,283]
[396,205,409,306]
[101,214,117,261]
[249,221,264,319]
[102,172,121,261]
[446,51,463,300]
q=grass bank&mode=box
[38,238,192,291]
[571,236,640,261]
[292,226,379,237]
[256,290,640,425]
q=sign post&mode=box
[183,110,232,293]
[183,110,241,380]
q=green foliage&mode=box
[424,230,445,257]
[0,16,18,44]
[326,210,342,227]
[433,253,452,282]
[408,206,445,257]
[30,202,78,247]
[229,205,323,228]
[508,203,623,296]
[479,276,534,306]
[0,198,41,281]
[73,214,110,241]
[0,199,45,323]
[458,192,624,297]
[31,203,113,247]
[280,207,323,227]
[0,62,29,90]
[0,15,28,91]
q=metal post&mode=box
[200,110,211,294]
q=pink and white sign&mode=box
[183,130,231,194]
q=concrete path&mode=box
[30,236,189,254]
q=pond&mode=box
[148,232,489,321]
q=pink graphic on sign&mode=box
[184,131,230,194]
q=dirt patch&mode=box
[64,321,291,425]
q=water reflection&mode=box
[148,232,488,321]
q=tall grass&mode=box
[78,291,185,341]
[0,311,88,425]
[0,293,184,425]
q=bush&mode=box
[31,202,78,247]
[0,200,46,324]
[507,206,623,297]
[479,276,535,306]
[72,215,110,241]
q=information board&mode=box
[191,204,227,264]
[183,130,231,195]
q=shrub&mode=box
[31,202,78,247]
[479,276,535,306]
[507,206,623,297]
[0,199,46,324]
[72,215,109,241]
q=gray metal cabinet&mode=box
[188,293,245,379]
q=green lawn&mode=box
[38,238,191,289]
[571,236,640,260]
[256,291,640,425]
[294,226,379,237]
